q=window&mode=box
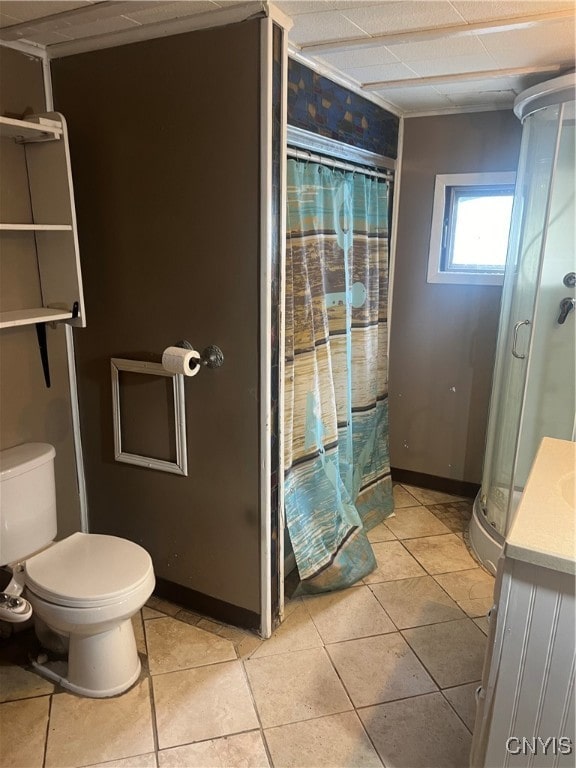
[427,172,516,285]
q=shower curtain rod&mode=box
[287,146,393,182]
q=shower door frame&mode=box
[480,102,565,539]
[471,73,576,571]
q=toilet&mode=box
[0,442,155,698]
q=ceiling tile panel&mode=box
[276,1,383,14]
[340,1,466,35]
[0,1,148,36]
[480,17,575,52]
[408,52,501,77]
[20,29,76,44]
[389,34,488,62]
[317,45,400,69]
[0,1,94,26]
[272,1,327,15]
[450,1,575,23]
[444,90,516,107]
[38,14,141,42]
[483,20,575,67]
[0,13,26,29]
[324,1,396,10]
[121,1,219,24]
[337,61,420,84]
[434,76,519,93]
[381,86,454,111]
[289,10,369,44]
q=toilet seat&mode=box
[25,532,153,608]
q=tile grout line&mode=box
[238,654,277,767]
[399,623,484,693]
[430,569,495,621]
[320,636,363,717]
[439,682,482,736]
[366,589,472,630]
[140,610,161,766]
[41,692,53,768]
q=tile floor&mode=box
[0,485,495,768]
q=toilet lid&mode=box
[25,532,154,607]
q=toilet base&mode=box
[32,618,142,698]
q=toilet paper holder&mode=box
[175,341,224,370]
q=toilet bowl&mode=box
[0,443,155,698]
[25,532,155,697]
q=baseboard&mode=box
[391,467,479,500]
[153,577,261,632]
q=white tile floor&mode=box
[0,485,494,768]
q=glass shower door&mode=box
[481,104,562,536]
[515,101,576,486]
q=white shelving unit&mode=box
[0,112,85,330]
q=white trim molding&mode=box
[259,16,274,640]
[364,64,569,92]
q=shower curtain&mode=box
[284,157,394,593]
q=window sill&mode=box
[426,270,504,286]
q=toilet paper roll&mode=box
[162,346,201,377]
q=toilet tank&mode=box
[0,443,58,565]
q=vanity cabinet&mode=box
[0,113,85,329]
[471,438,575,768]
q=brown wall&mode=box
[51,21,262,617]
[389,110,522,484]
[0,47,82,538]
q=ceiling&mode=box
[0,0,574,115]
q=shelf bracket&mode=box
[35,323,51,388]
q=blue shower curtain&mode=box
[284,158,394,593]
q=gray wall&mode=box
[51,21,262,616]
[0,47,82,538]
[389,110,522,484]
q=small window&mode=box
[428,172,516,285]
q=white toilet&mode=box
[0,442,155,698]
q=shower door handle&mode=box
[558,297,575,324]
[512,320,530,359]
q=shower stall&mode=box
[469,73,576,573]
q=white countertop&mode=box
[505,437,575,575]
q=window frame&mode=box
[427,172,516,286]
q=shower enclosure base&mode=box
[469,493,504,575]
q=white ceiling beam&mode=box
[299,9,575,54]
[364,64,570,91]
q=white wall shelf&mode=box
[0,308,74,329]
[0,112,85,329]
[0,223,73,231]
[0,115,63,142]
